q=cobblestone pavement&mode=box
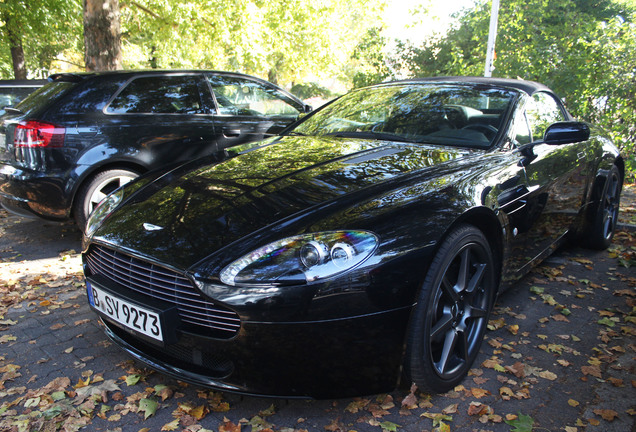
[0,185,634,432]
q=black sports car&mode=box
[82,77,623,398]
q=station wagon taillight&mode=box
[14,121,65,148]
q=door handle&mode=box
[223,128,241,137]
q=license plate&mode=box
[87,281,163,343]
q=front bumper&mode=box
[98,303,411,399]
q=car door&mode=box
[507,92,589,273]
[205,74,305,150]
[97,73,219,169]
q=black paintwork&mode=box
[0,70,309,220]
[82,78,623,398]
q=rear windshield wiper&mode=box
[2,107,23,115]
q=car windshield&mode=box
[292,83,517,148]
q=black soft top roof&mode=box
[387,76,554,96]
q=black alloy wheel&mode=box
[405,225,496,393]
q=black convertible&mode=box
[82,77,623,398]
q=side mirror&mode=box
[543,121,590,145]
[303,104,313,113]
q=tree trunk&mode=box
[2,12,27,79]
[83,0,122,71]
[9,43,27,80]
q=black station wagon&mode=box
[0,70,311,227]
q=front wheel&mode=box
[74,169,139,230]
[405,225,496,393]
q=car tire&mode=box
[587,165,622,250]
[405,225,496,393]
[74,169,139,230]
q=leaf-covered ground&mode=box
[0,185,634,432]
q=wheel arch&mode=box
[582,155,624,225]
[69,161,148,219]
[441,206,505,292]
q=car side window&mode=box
[524,92,567,141]
[207,76,301,117]
[107,76,204,114]
[511,109,532,146]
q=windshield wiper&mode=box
[325,130,414,143]
[284,131,306,136]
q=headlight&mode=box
[220,231,378,286]
[85,188,125,238]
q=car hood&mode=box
[90,135,476,270]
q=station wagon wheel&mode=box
[74,168,140,230]
[588,165,622,250]
[405,225,496,393]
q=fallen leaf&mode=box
[189,405,209,421]
[488,318,506,331]
[441,403,458,414]
[505,412,534,432]
[219,419,241,432]
[581,365,602,379]
[139,398,158,419]
[598,317,616,327]
[346,399,369,413]
[161,419,180,431]
[538,370,557,381]
[401,386,418,410]
[593,409,618,421]
[0,335,17,344]
[378,421,400,431]
[125,374,141,386]
[505,362,525,378]
[467,402,491,416]
[471,387,490,398]
[499,387,515,400]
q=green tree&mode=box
[349,27,393,89]
[0,0,82,78]
[394,0,636,179]
[119,0,385,87]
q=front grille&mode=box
[85,245,241,338]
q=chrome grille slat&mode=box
[90,248,194,289]
[86,245,241,337]
[87,255,200,298]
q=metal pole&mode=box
[484,0,500,77]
